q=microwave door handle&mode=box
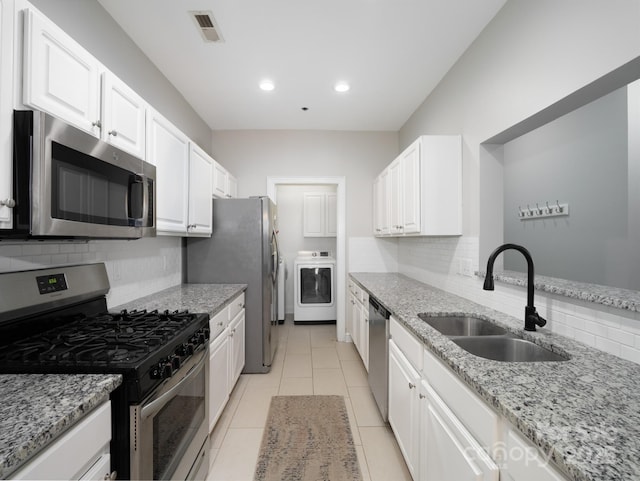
[141,174,150,224]
[140,349,206,420]
[127,174,144,221]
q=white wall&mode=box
[395,0,640,364]
[276,184,337,314]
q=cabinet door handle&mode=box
[0,198,15,208]
[408,382,416,389]
[92,120,102,128]
[419,393,425,399]
[108,130,118,137]
[217,321,224,326]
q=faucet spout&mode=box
[483,243,547,331]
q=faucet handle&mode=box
[525,306,546,331]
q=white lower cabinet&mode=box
[228,308,245,385]
[11,401,112,480]
[387,318,569,481]
[208,292,245,433]
[420,380,499,481]
[388,339,421,479]
[349,285,369,371]
[501,428,568,481]
[208,330,230,432]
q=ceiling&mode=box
[98,0,507,131]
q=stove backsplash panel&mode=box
[0,237,182,307]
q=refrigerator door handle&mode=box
[271,229,279,284]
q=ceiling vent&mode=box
[190,11,224,43]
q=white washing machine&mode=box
[293,251,336,323]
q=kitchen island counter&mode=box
[351,272,640,481]
[0,374,122,479]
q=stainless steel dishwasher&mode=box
[368,297,390,421]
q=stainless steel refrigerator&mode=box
[186,197,279,373]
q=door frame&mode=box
[267,176,347,341]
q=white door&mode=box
[388,340,420,479]
[188,144,213,236]
[389,159,403,235]
[212,160,228,198]
[303,192,325,237]
[325,192,337,236]
[101,72,146,159]
[0,0,14,228]
[23,8,101,135]
[208,332,230,432]
[401,141,421,234]
[421,381,499,481]
[146,109,189,234]
[228,310,245,389]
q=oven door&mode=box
[130,347,209,481]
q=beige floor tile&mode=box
[210,376,248,449]
[229,385,278,428]
[348,386,385,427]
[359,426,412,481]
[282,352,312,377]
[278,377,314,395]
[206,428,264,481]
[311,346,341,369]
[355,444,372,481]
[336,341,360,360]
[285,336,311,354]
[343,396,362,446]
[310,326,338,348]
[312,368,349,396]
[341,359,369,387]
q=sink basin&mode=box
[452,336,569,362]
[418,314,508,337]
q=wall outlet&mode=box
[460,258,474,277]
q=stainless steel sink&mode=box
[418,314,508,337]
[451,336,569,362]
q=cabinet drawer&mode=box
[390,317,422,371]
[423,348,500,450]
[228,292,245,320]
[209,306,229,341]
[504,429,568,481]
[360,289,368,305]
[12,401,111,480]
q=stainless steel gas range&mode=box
[0,263,210,480]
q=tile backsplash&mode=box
[0,237,182,308]
[397,236,640,365]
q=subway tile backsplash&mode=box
[0,237,182,308]
[396,236,640,366]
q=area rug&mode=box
[254,395,363,481]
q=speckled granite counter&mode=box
[350,272,640,481]
[112,283,247,317]
[479,269,640,313]
[0,374,122,479]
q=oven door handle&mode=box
[140,350,206,421]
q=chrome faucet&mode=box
[483,243,547,331]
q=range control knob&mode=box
[170,355,181,371]
[162,362,173,379]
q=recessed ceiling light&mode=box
[334,82,350,93]
[259,80,275,91]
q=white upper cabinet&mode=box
[374,135,462,237]
[187,143,213,236]
[22,7,147,159]
[23,7,101,135]
[212,160,237,199]
[101,72,146,159]
[0,0,15,229]
[303,192,336,237]
[146,108,189,235]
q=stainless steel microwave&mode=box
[4,110,155,239]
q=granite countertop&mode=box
[479,269,640,313]
[0,374,122,479]
[112,283,247,317]
[350,272,640,481]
